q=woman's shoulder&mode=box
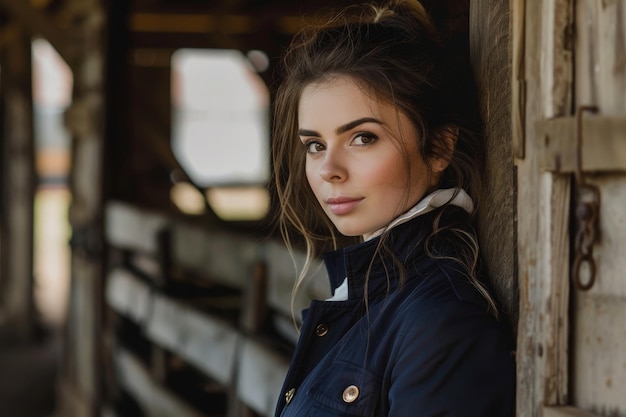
[392,261,502,335]
[401,256,489,309]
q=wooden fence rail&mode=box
[104,201,326,417]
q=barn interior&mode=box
[0,0,515,416]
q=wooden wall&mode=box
[571,0,626,413]
[515,0,626,416]
[469,0,518,329]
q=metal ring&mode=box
[573,253,596,291]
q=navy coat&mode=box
[275,207,516,417]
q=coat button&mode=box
[342,385,359,403]
[285,388,296,404]
[315,323,329,337]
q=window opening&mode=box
[171,49,270,220]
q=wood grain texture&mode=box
[538,116,626,173]
[572,1,626,414]
[516,0,574,415]
[544,406,604,417]
[576,0,626,115]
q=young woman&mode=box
[271,1,516,416]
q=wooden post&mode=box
[0,28,36,344]
[230,261,267,417]
[515,0,574,415]
[56,1,107,416]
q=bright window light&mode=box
[171,49,269,187]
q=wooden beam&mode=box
[538,116,626,173]
[105,201,331,319]
[106,268,241,386]
[146,294,241,386]
[59,2,106,415]
[0,0,72,62]
[130,12,318,35]
[115,348,206,417]
[544,406,603,417]
[106,201,169,255]
[516,0,575,414]
[105,268,152,324]
[0,31,36,343]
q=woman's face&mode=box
[298,76,438,239]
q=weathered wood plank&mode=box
[236,339,289,417]
[538,116,626,173]
[517,0,574,415]
[571,1,626,414]
[106,268,240,386]
[568,176,626,412]
[544,406,603,417]
[171,222,258,289]
[115,348,206,417]
[105,268,151,324]
[575,0,626,115]
[542,176,571,404]
[572,293,626,413]
[105,201,331,320]
[145,294,239,386]
[106,201,169,255]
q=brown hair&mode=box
[271,0,497,316]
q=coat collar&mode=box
[323,206,472,301]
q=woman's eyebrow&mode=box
[298,128,319,137]
[336,117,383,134]
[298,117,383,137]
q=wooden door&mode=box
[515,0,626,416]
[568,0,626,413]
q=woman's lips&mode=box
[326,197,363,215]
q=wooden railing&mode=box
[103,201,329,417]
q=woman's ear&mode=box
[430,126,458,173]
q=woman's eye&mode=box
[352,133,378,146]
[304,140,325,154]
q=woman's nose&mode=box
[319,150,347,182]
